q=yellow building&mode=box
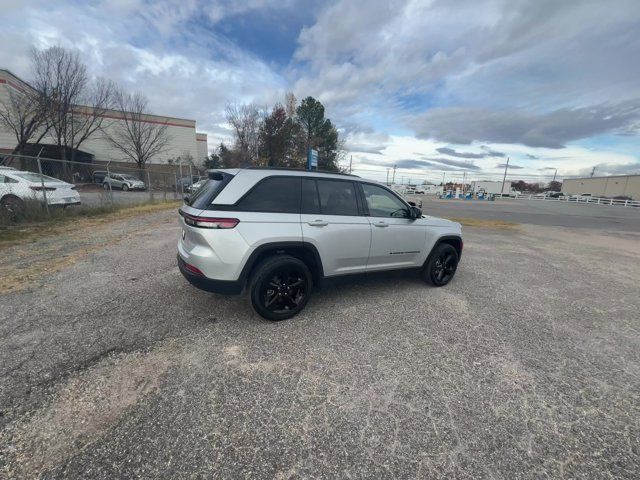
[563,175,640,199]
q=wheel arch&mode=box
[424,235,463,267]
[240,241,324,288]
[437,235,463,259]
[0,193,23,204]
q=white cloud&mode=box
[0,0,638,171]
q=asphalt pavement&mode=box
[0,208,639,478]
[416,196,640,231]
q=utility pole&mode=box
[590,166,596,177]
[348,155,353,174]
[36,147,49,217]
[401,175,404,185]
[501,157,510,194]
[462,171,467,191]
[392,165,397,185]
[386,168,390,185]
[552,168,557,182]
[442,172,446,186]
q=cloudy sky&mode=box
[1,0,639,183]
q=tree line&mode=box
[207,94,343,172]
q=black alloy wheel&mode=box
[424,243,459,286]
[250,255,312,321]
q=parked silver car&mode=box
[102,173,146,191]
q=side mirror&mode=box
[408,201,416,207]
[183,195,190,204]
[410,206,422,219]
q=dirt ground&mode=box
[0,207,639,478]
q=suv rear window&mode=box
[237,177,301,213]
[188,172,234,209]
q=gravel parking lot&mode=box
[1,204,639,478]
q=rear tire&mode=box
[1,195,25,217]
[423,243,459,286]
[250,255,313,321]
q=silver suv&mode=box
[102,173,146,191]
[178,169,463,321]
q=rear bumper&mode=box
[177,254,243,295]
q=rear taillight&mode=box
[184,262,204,276]
[29,186,56,191]
[182,213,239,229]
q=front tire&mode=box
[250,255,313,321]
[423,243,459,286]
[122,184,129,191]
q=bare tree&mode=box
[225,103,261,166]
[104,88,170,169]
[31,46,114,162]
[0,85,50,165]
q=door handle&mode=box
[307,220,328,227]
[373,221,389,227]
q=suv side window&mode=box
[316,179,359,216]
[362,183,410,218]
[237,176,301,213]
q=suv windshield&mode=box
[187,172,234,209]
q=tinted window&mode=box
[362,183,409,218]
[316,180,358,216]
[301,179,320,214]
[237,177,301,213]
[189,172,234,209]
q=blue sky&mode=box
[1,0,639,183]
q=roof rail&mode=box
[244,166,359,177]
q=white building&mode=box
[0,69,208,165]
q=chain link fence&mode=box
[0,153,203,223]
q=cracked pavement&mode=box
[1,208,639,478]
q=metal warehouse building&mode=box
[563,175,640,200]
[0,69,208,165]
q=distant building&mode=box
[562,175,640,199]
[196,132,208,163]
[0,69,208,165]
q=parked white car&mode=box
[0,169,81,214]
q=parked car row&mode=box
[94,172,204,192]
